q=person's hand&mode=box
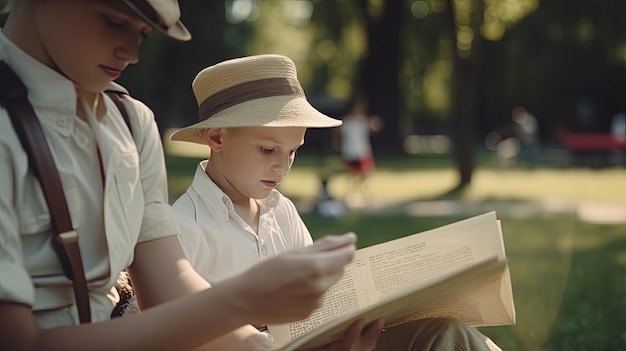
[221,233,357,325]
[304,318,385,351]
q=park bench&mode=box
[556,130,626,166]
[559,132,626,151]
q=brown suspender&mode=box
[0,61,133,324]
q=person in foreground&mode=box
[0,1,363,350]
[171,54,504,351]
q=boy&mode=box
[171,54,503,350]
[0,2,359,350]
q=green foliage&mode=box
[5,0,625,153]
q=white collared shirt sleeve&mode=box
[0,120,35,306]
[122,97,178,243]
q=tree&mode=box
[356,0,405,152]
[444,0,484,188]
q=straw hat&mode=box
[122,0,191,41]
[170,54,342,145]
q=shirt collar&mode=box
[0,30,79,135]
[190,160,281,221]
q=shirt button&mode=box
[260,244,267,255]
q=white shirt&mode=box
[0,31,178,327]
[172,161,312,284]
[340,117,372,160]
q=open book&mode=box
[271,211,516,350]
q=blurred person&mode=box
[0,2,358,350]
[171,54,503,351]
[485,131,520,170]
[334,96,383,205]
[512,105,539,169]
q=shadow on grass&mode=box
[396,182,473,204]
[426,183,468,200]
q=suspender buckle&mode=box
[58,230,79,244]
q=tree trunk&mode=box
[361,0,404,152]
[445,0,483,188]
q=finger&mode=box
[367,318,385,333]
[344,318,367,340]
[307,244,356,277]
[361,318,385,347]
[302,233,357,253]
[315,320,366,351]
[307,268,349,297]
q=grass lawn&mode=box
[166,151,626,351]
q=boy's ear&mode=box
[203,128,224,151]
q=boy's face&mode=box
[33,0,151,94]
[208,126,306,203]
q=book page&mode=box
[279,257,508,350]
[269,212,515,348]
[269,264,361,340]
[497,221,517,322]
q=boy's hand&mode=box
[223,233,357,325]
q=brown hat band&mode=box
[198,77,305,122]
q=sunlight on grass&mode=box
[280,168,459,204]
[466,168,626,206]
[279,166,626,208]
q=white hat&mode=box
[122,0,191,41]
[170,54,342,145]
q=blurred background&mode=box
[2,0,626,349]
